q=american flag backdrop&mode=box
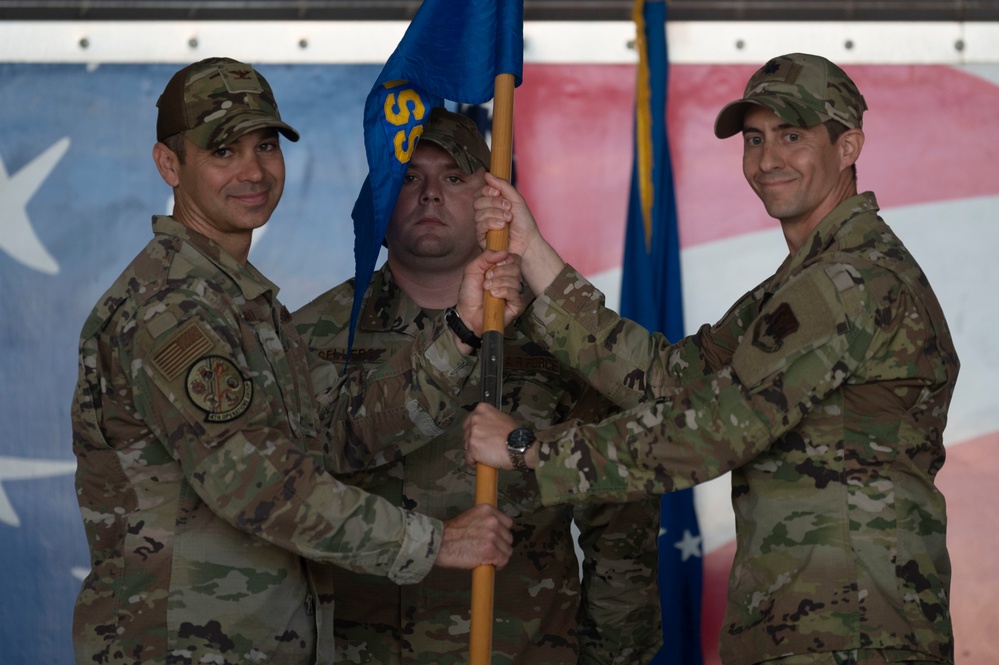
[0,20,996,665]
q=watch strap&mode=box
[444,308,482,349]
[506,426,534,473]
[508,446,530,473]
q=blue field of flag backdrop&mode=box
[0,62,378,663]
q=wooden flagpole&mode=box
[468,71,515,665]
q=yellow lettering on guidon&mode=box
[393,125,424,163]
[382,86,427,164]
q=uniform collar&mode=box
[785,191,880,271]
[152,215,278,302]
[358,264,439,335]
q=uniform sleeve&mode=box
[519,264,758,411]
[572,498,663,664]
[532,261,881,506]
[518,265,674,407]
[126,294,442,583]
[540,385,662,662]
[303,311,479,475]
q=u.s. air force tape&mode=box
[185,355,253,423]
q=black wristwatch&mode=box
[506,426,535,472]
[444,307,482,349]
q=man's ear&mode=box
[153,141,181,188]
[839,128,865,170]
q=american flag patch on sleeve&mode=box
[150,321,215,379]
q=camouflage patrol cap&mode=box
[714,53,868,138]
[156,57,300,150]
[418,107,491,174]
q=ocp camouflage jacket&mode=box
[294,263,663,665]
[525,193,958,664]
[72,216,469,665]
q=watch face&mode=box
[507,427,534,451]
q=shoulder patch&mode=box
[733,271,840,388]
[751,301,799,353]
[150,320,215,379]
[185,355,253,422]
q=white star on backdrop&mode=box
[0,138,70,274]
[0,455,77,527]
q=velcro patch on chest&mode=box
[185,355,253,423]
[733,272,839,389]
[751,301,800,353]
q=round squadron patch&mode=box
[185,356,253,422]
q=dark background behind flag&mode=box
[620,2,703,663]
[1,22,998,665]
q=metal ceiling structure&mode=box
[0,0,996,22]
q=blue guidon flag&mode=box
[348,0,524,361]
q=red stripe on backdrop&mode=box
[514,64,635,277]
[669,64,999,248]
[935,433,999,664]
[700,541,736,665]
[515,63,999,274]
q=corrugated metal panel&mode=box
[1,20,996,64]
[0,0,996,22]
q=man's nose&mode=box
[420,180,441,203]
[759,140,783,171]
[238,153,266,181]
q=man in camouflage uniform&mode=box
[71,57,520,665]
[464,53,959,664]
[294,107,662,664]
